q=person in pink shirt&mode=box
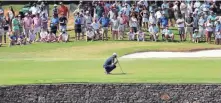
[33,13,42,41]
[23,13,33,38]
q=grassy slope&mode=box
[1,5,221,85]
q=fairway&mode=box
[1,41,221,85]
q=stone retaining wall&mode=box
[0,84,221,103]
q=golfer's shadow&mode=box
[110,73,128,75]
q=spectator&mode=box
[99,14,110,41]
[41,12,48,31]
[149,23,159,42]
[160,12,168,30]
[118,13,126,40]
[29,3,40,16]
[215,21,221,44]
[205,19,213,43]
[192,29,200,43]
[140,6,148,30]
[59,12,68,32]
[111,15,119,40]
[91,18,100,40]
[52,4,58,17]
[185,13,194,41]
[2,17,9,44]
[129,14,138,33]
[173,1,179,20]
[23,13,33,38]
[74,12,82,40]
[33,13,42,42]
[7,6,15,31]
[58,29,69,42]
[155,7,162,31]
[80,13,86,40]
[198,15,205,41]
[162,26,174,42]
[180,1,187,20]
[18,15,23,36]
[0,3,4,20]
[176,15,185,41]
[50,14,59,35]
[9,31,17,47]
[136,29,145,42]
[46,29,57,43]
[96,3,104,20]
[128,28,135,41]
[12,15,20,36]
[86,26,95,42]
[40,29,48,42]
[58,2,69,18]
[0,18,3,46]
[149,10,157,25]
[85,11,92,29]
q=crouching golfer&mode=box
[103,53,118,74]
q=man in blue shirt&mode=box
[50,14,59,35]
[103,53,118,74]
[160,12,168,30]
[74,12,81,40]
[99,14,110,41]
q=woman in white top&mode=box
[111,15,120,40]
[140,7,148,29]
[129,14,138,33]
[205,19,213,43]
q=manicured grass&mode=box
[1,41,221,85]
[1,4,221,85]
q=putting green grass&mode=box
[1,41,221,85]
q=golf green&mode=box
[1,41,221,85]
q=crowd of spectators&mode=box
[0,0,221,47]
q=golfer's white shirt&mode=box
[176,19,185,27]
[91,22,100,30]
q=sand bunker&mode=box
[121,50,221,58]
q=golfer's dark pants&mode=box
[104,65,116,73]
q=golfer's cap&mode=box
[113,53,117,57]
[54,4,57,7]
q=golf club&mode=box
[116,58,125,74]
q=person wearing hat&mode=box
[103,53,118,74]
[149,23,159,42]
[58,28,69,42]
[50,13,59,35]
[99,13,110,41]
[23,13,33,38]
[86,25,95,42]
[58,2,69,18]
[52,4,58,17]
[162,26,174,42]
[192,29,200,43]
[74,12,82,41]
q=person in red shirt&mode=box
[58,2,69,18]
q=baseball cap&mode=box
[113,53,117,57]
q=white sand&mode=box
[121,50,221,58]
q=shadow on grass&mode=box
[109,73,129,75]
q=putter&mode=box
[116,58,125,74]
